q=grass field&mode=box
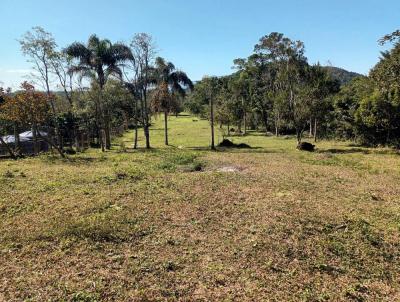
[1,114,400,301]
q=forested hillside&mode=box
[322,66,363,85]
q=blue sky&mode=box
[0,0,399,89]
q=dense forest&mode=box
[1,28,400,157]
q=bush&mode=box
[297,142,315,152]
[218,139,251,149]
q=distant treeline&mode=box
[1,28,400,159]
[0,27,193,157]
[186,31,400,147]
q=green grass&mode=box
[118,114,223,149]
[1,113,400,301]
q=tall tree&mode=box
[152,57,193,145]
[306,64,340,142]
[205,77,220,149]
[254,32,309,143]
[129,33,156,149]
[19,27,56,110]
[65,34,133,151]
[19,27,63,150]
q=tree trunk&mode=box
[237,122,242,134]
[97,89,108,151]
[14,123,20,153]
[80,133,84,151]
[32,124,38,155]
[142,87,151,149]
[74,127,80,152]
[210,95,215,150]
[261,109,268,134]
[296,128,302,144]
[309,118,313,137]
[123,111,129,130]
[314,119,317,143]
[242,97,247,135]
[104,113,111,150]
[133,96,139,149]
[0,136,17,159]
[275,112,280,137]
[94,98,104,152]
[46,86,63,153]
[105,124,111,150]
[99,129,105,152]
[243,110,247,135]
[60,135,64,151]
[144,126,150,149]
[144,85,151,149]
[133,124,138,149]
[164,110,169,146]
[37,130,65,158]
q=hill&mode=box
[322,66,363,85]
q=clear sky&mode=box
[0,0,399,89]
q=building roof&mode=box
[2,131,48,144]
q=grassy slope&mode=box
[1,114,400,301]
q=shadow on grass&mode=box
[40,155,105,165]
[123,143,283,154]
[123,147,163,154]
[317,148,400,155]
[181,146,281,154]
[149,128,165,131]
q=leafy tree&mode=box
[244,56,278,134]
[151,57,193,145]
[19,27,63,149]
[370,42,400,94]
[333,77,373,140]
[19,27,56,106]
[193,76,220,149]
[355,90,400,146]
[254,33,310,143]
[0,82,64,157]
[379,30,400,45]
[306,64,340,141]
[127,33,157,149]
[214,77,235,135]
[185,80,210,118]
[51,51,75,107]
[65,34,133,150]
[340,29,400,147]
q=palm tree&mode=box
[152,57,193,145]
[64,35,132,150]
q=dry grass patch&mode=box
[1,115,400,301]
